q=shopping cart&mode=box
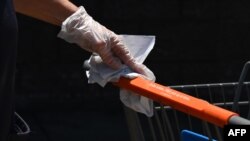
[117,61,250,141]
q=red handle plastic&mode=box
[115,77,238,127]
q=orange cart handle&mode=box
[115,77,239,127]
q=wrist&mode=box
[57,6,91,44]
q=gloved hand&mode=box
[86,35,156,117]
[58,6,144,73]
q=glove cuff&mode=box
[57,6,92,45]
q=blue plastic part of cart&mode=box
[181,130,217,141]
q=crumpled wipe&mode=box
[85,35,156,117]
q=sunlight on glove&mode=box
[57,6,143,73]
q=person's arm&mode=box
[14,0,78,26]
[14,0,147,74]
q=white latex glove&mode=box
[58,6,144,73]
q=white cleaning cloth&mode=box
[86,35,155,117]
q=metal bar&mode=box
[234,61,250,112]
[229,115,250,125]
[123,106,145,141]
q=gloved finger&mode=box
[97,47,122,70]
[109,35,141,73]
[139,64,156,81]
[132,63,151,76]
[112,45,146,74]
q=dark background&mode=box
[15,0,250,141]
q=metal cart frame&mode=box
[120,61,250,141]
